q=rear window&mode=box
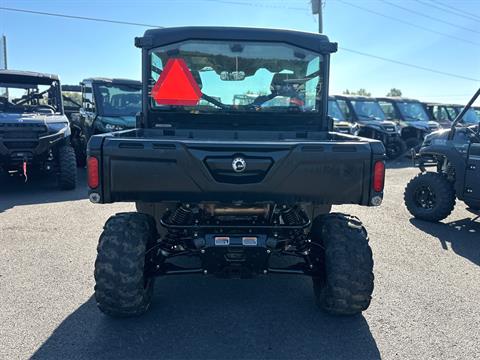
[148,40,324,114]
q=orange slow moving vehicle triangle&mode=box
[151,58,202,106]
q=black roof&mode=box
[135,26,337,54]
[61,85,81,92]
[333,94,377,101]
[376,96,422,103]
[81,77,141,86]
[0,69,59,85]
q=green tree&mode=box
[386,88,402,97]
[343,88,371,96]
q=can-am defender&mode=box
[88,27,386,317]
[334,94,405,159]
[404,89,480,222]
[69,78,141,166]
[61,84,82,121]
[425,102,480,130]
[328,96,359,134]
[0,70,76,189]
[377,97,440,152]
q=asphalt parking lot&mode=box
[1,163,479,360]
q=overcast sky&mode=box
[1,0,479,105]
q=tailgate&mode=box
[89,136,384,205]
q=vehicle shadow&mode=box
[0,168,87,213]
[32,276,380,360]
[410,217,480,266]
[386,158,414,169]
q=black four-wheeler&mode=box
[334,94,405,159]
[425,102,480,129]
[424,102,454,128]
[327,96,359,135]
[69,77,141,166]
[87,27,387,317]
[377,97,440,152]
[0,70,77,189]
[61,84,82,121]
[404,89,480,222]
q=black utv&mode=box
[61,84,82,121]
[404,89,480,222]
[424,102,454,128]
[334,94,405,159]
[0,70,76,189]
[327,96,358,135]
[377,97,440,152]
[425,102,480,129]
[87,27,386,317]
[69,78,141,166]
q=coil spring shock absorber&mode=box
[281,206,309,253]
[168,204,193,225]
[281,206,304,225]
[163,205,194,252]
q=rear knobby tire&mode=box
[404,172,455,222]
[311,213,374,315]
[57,145,77,190]
[386,138,406,160]
[94,212,158,317]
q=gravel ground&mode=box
[0,164,479,360]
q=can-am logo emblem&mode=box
[232,157,247,173]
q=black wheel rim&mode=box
[414,185,436,210]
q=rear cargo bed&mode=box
[88,129,385,205]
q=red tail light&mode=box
[87,156,99,189]
[373,161,385,192]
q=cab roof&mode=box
[81,78,141,86]
[333,94,376,101]
[0,69,59,85]
[135,26,338,54]
[376,96,422,103]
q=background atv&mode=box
[61,84,82,121]
[404,89,480,222]
[0,70,77,189]
[87,26,386,318]
[328,96,359,135]
[377,97,440,153]
[69,78,141,166]
[334,94,405,159]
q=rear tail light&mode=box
[87,156,99,189]
[373,160,385,192]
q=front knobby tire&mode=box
[386,138,407,160]
[404,172,455,222]
[57,145,77,190]
[94,212,158,317]
[311,213,374,315]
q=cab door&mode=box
[464,143,480,201]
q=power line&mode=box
[0,6,162,28]
[418,0,480,24]
[199,0,307,11]
[434,0,480,21]
[382,0,480,35]
[339,47,480,82]
[336,0,480,47]
[1,5,479,83]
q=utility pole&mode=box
[1,34,7,69]
[311,0,323,33]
